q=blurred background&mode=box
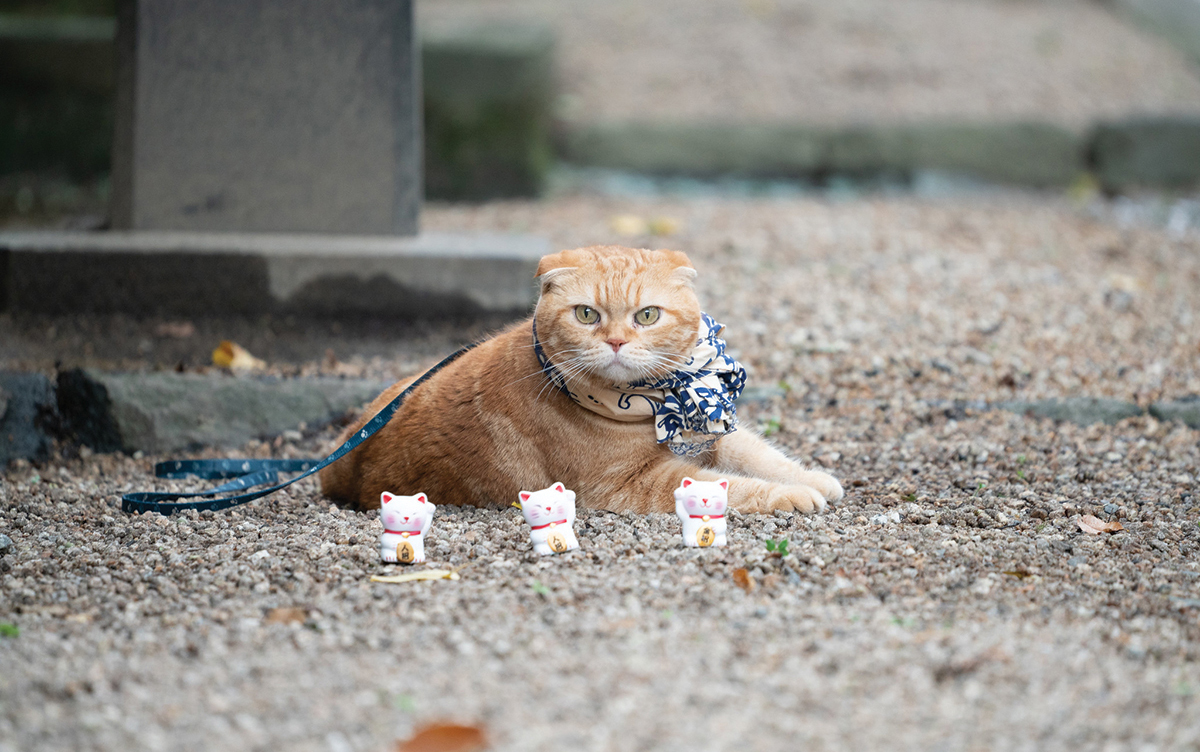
[2,0,1200,227]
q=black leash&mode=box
[121,344,475,515]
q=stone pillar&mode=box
[111,0,420,235]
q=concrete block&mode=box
[0,230,549,317]
[57,369,391,453]
[0,372,57,465]
[111,0,420,235]
[561,123,826,177]
[424,23,555,200]
[1001,397,1143,426]
[1092,118,1200,190]
[894,123,1083,187]
[561,121,1083,186]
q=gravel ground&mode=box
[419,0,1200,128]
[3,193,1200,750]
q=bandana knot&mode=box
[534,313,747,456]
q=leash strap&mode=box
[120,344,475,516]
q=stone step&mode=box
[0,230,548,317]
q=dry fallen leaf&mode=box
[647,216,681,236]
[1077,514,1124,535]
[371,570,460,584]
[610,214,648,236]
[732,568,755,593]
[264,606,307,625]
[212,340,267,373]
[396,723,488,752]
[1002,569,1033,579]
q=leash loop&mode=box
[120,344,474,515]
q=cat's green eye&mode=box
[634,306,661,326]
[575,305,600,324]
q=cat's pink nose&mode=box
[545,506,552,512]
[606,338,626,353]
[702,498,708,503]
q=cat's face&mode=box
[675,477,729,516]
[379,492,432,530]
[519,483,576,526]
[534,246,702,385]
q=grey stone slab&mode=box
[562,121,1083,186]
[0,372,57,466]
[111,0,420,235]
[57,369,391,454]
[0,230,549,317]
[1149,397,1200,428]
[1000,397,1144,426]
[1092,118,1200,190]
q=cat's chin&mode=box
[591,359,665,385]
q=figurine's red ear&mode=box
[718,479,728,491]
[415,493,427,503]
[519,491,532,502]
[681,478,693,488]
[552,483,565,493]
[381,492,394,504]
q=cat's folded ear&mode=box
[681,477,694,488]
[415,493,428,503]
[519,491,532,502]
[380,492,394,504]
[658,249,697,286]
[717,479,729,490]
[535,251,579,292]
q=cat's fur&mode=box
[378,491,434,563]
[320,245,843,515]
[674,477,729,547]
[519,482,580,555]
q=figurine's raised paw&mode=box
[766,484,827,514]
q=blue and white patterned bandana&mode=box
[534,313,748,456]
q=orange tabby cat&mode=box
[319,246,843,514]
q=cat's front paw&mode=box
[766,484,827,514]
[380,550,397,562]
[795,470,843,505]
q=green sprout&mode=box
[765,538,790,556]
[761,418,782,437]
[0,623,18,638]
[530,581,550,597]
